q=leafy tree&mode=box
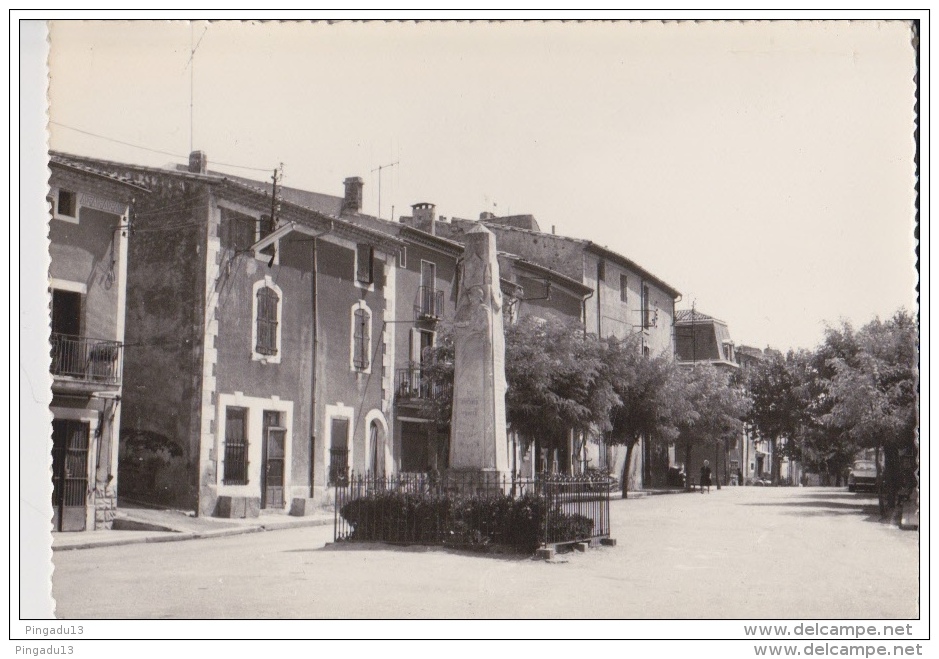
[825,310,918,512]
[745,350,808,485]
[419,317,616,471]
[602,335,681,497]
[800,324,862,485]
[675,364,750,489]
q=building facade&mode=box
[48,155,144,530]
[54,151,402,517]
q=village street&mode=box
[51,486,919,620]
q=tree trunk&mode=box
[772,436,781,485]
[715,442,722,490]
[684,441,693,491]
[880,443,900,516]
[621,439,636,499]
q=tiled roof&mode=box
[675,309,725,324]
[49,153,151,192]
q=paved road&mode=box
[52,487,918,619]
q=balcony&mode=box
[50,333,123,389]
[395,367,451,402]
[414,286,444,320]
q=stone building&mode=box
[48,154,145,530]
[434,212,682,489]
[52,151,402,516]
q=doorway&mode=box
[51,418,90,531]
[261,410,286,509]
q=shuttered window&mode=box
[353,307,370,370]
[356,244,374,284]
[256,286,279,356]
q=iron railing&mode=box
[333,471,612,552]
[415,286,444,320]
[328,448,350,487]
[395,368,451,401]
[50,333,123,385]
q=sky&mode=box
[45,19,919,351]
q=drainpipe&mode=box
[581,290,593,338]
[310,221,333,496]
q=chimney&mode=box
[411,202,436,235]
[342,176,364,215]
[188,150,207,175]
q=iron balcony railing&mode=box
[395,367,451,401]
[50,333,124,386]
[415,286,444,320]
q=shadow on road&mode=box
[286,541,535,563]
[740,492,888,524]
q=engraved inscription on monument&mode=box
[448,224,509,473]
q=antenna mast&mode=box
[370,160,399,220]
[186,23,208,153]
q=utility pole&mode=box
[371,160,399,220]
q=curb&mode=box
[52,516,334,552]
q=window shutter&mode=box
[356,244,374,284]
[256,287,279,355]
[354,308,369,370]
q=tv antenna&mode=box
[186,23,209,153]
[371,160,399,220]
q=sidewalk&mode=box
[52,505,335,551]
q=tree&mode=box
[745,350,808,485]
[420,316,616,472]
[602,335,680,497]
[825,310,918,513]
[675,364,750,489]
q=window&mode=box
[356,243,374,284]
[223,407,249,485]
[597,260,605,282]
[398,246,407,268]
[57,189,77,218]
[252,278,282,362]
[641,284,651,328]
[256,287,279,356]
[352,305,371,371]
[620,274,628,302]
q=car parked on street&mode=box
[847,459,877,493]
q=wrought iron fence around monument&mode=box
[332,471,612,552]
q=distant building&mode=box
[48,154,145,530]
[674,308,739,370]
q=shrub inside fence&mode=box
[336,476,606,553]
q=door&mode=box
[51,289,83,376]
[420,260,437,316]
[51,419,90,532]
[329,418,350,486]
[261,411,285,508]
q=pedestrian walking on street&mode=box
[700,460,712,494]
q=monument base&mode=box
[442,469,511,497]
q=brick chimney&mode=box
[412,202,436,235]
[342,177,364,215]
[188,150,207,174]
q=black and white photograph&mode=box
[16,14,926,651]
